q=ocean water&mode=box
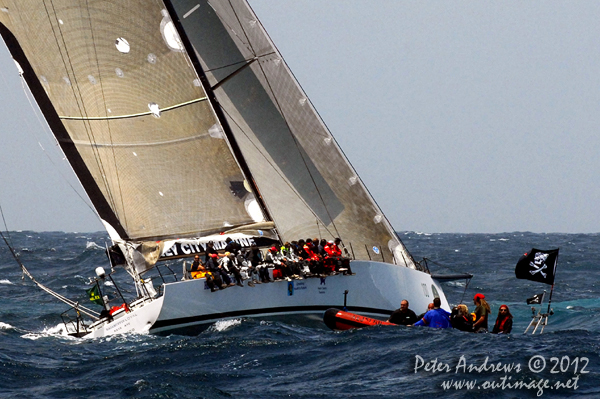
[0,231,598,398]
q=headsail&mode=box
[0,1,262,242]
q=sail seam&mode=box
[84,0,129,235]
[43,0,121,219]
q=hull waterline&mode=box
[82,260,449,337]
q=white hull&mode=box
[83,296,165,338]
[84,260,449,337]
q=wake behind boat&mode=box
[0,0,452,338]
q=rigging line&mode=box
[229,1,342,238]
[227,0,261,58]
[20,79,98,217]
[208,0,256,56]
[0,204,99,319]
[459,278,472,305]
[5,4,99,221]
[58,97,209,120]
[0,202,15,259]
[224,1,342,238]
[44,1,120,215]
[70,131,213,148]
[253,55,342,239]
[212,58,257,90]
[219,105,337,240]
[84,0,128,233]
[203,52,276,74]
[242,4,408,256]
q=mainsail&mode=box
[0,0,417,267]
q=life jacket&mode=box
[109,303,129,315]
[324,243,342,257]
[303,244,320,261]
[496,316,509,332]
[191,270,207,279]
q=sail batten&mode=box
[59,96,208,120]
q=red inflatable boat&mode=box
[323,308,396,330]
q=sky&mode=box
[0,1,599,234]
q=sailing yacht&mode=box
[0,0,451,337]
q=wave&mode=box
[0,279,13,285]
[0,322,14,330]
[86,241,104,250]
[210,318,242,332]
[20,323,76,340]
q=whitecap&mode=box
[0,322,14,329]
[211,318,241,332]
[86,241,104,250]
[21,323,74,340]
[0,279,13,285]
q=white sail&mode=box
[171,0,414,265]
[0,1,259,242]
[0,1,452,338]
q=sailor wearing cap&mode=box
[473,293,491,333]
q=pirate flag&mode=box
[526,293,544,305]
[515,248,559,285]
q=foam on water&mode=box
[20,323,74,340]
[211,318,242,332]
[86,241,104,250]
[0,322,14,330]
[0,279,13,284]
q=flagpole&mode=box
[546,251,558,315]
[546,284,554,315]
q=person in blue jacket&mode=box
[414,297,452,329]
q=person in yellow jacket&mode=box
[190,255,207,279]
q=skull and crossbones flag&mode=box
[526,293,544,304]
[515,248,559,285]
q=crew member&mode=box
[190,255,207,279]
[414,297,451,328]
[451,304,474,332]
[416,302,434,321]
[473,293,491,333]
[492,304,513,334]
[387,299,417,325]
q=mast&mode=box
[163,1,274,226]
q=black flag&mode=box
[515,248,559,285]
[526,293,544,305]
